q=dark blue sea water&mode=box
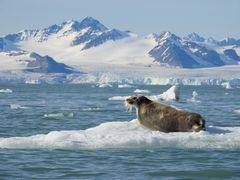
[0,84,240,179]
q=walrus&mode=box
[125,95,205,132]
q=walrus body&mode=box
[125,96,205,132]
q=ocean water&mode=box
[0,84,240,179]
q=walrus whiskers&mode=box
[124,98,134,112]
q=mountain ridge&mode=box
[1,17,240,69]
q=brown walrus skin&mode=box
[125,95,205,133]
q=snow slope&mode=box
[18,34,157,67]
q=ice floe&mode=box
[0,119,240,150]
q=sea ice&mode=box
[118,84,133,88]
[221,82,233,89]
[97,83,113,88]
[134,89,150,94]
[108,96,129,101]
[0,89,13,93]
[149,85,179,101]
[0,119,240,150]
[10,104,29,109]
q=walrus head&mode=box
[125,95,151,111]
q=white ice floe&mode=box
[10,104,29,109]
[233,109,240,114]
[118,84,133,88]
[25,79,40,84]
[97,83,113,88]
[221,82,233,89]
[187,90,201,103]
[0,119,240,150]
[67,112,75,118]
[134,89,150,94]
[0,89,13,93]
[149,85,179,101]
[192,91,198,98]
[108,96,129,101]
[44,113,65,118]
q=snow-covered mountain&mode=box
[26,52,76,73]
[149,31,240,68]
[0,16,240,84]
[0,51,76,73]
[183,32,205,42]
[4,17,129,51]
[149,32,200,68]
[2,17,239,69]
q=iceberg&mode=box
[149,86,179,101]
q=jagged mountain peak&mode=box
[61,19,78,27]
[60,17,107,32]
[4,17,109,42]
[158,31,181,44]
[206,37,219,45]
[59,19,83,32]
[184,32,205,42]
[161,31,179,39]
[78,16,107,31]
[43,17,107,32]
[219,37,240,46]
[148,31,234,68]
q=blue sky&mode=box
[0,0,239,39]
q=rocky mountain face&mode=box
[1,51,76,74]
[0,38,4,50]
[149,32,200,68]
[26,53,76,73]
[149,31,240,68]
[223,49,240,61]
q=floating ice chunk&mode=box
[108,96,129,101]
[150,86,179,101]
[233,109,240,114]
[134,89,150,94]
[10,104,29,109]
[221,82,233,89]
[97,83,113,88]
[158,86,179,101]
[118,84,133,88]
[0,89,13,93]
[187,90,201,103]
[67,112,75,118]
[192,91,198,98]
[44,113,65,119]
[25,79,40,84]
